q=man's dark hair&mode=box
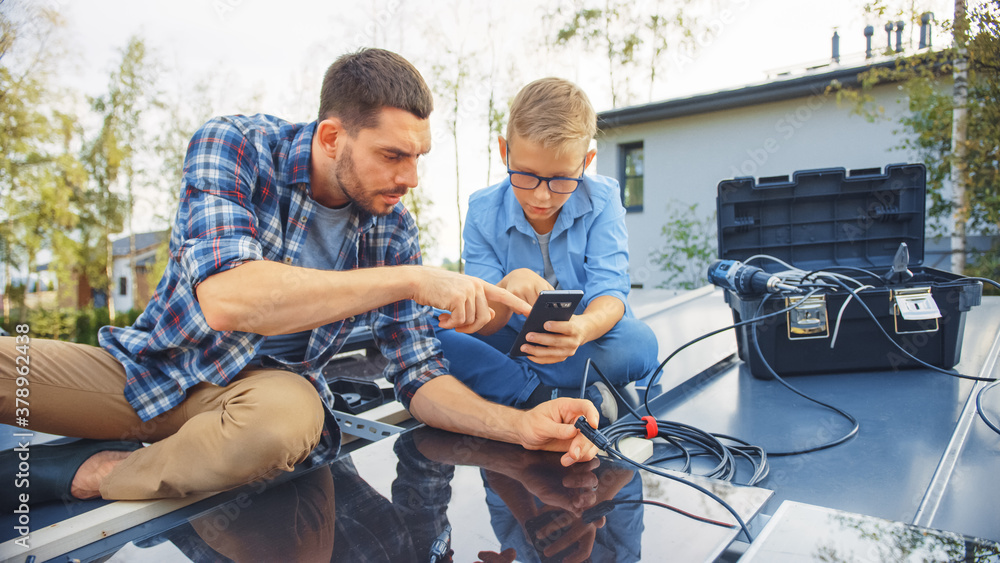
[318,48,433,134]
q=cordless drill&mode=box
[707,259,799,296]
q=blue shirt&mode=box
[463,173,633,335]
[99,114,447,436]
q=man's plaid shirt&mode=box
[99,114,448,459]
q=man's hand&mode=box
[497,268,552,307]
[413,267,531,333]
[515,398,601,467]
[412,427,603,514]
[525,508,602,563]
[408,377,598,467]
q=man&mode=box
[0,48,598,508]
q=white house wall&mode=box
[112,255,135,313]
[596,84,915,289]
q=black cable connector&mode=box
[575,416,611,450]
[581,500,616,524]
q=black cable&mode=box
[630,284,859,457]
[804,275,1000,436]
[820,276,996,383]
[641,288,824,417]
[635,286,857,455]
[583,498,736,529]
[976,380,1000,435]
[953,276,1000,292]
[957,276,1000,435]
[587,362,768,486]
[574,269,1000,542]
[578,362,766,543]
[801,266,886,284]
[579,292,842,493]
[574,417,755,543]
[750,293,860,456]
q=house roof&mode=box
[597,59,898,130]
[112,230,169,257]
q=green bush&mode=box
[0,307,146,343]
[650,201,717,290]
[74,307,143,343]
[26,308,77,340]
[75,309,98,345]
[967,242,1000,296]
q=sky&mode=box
[11,0,958,264]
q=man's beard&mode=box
[334,145,407,216]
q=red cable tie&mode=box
[641,416,657,439]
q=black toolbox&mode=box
[716,163,982,379]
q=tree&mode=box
[950,0,971,273]
[547,0,707,108]
[49,111,88,307]
[836,1,1000,280]
[0,0,76,320]
[402,172,439,262]
[429,37,482,272]
[551,0,642,108]
[145,78,214,290]
[79,36,157,321]
[646,0,699,103]
[483,5,512,186]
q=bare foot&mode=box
[70,450,133,499]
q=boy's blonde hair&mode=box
[506,77,596,156]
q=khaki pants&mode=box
[0,337,325,500]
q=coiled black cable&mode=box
[586,361,769,486]
[574,417,755,543]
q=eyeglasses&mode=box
[506,153,586,194]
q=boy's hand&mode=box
[517,315,592,364]
[517,295,624,364]
[498,268,552,307]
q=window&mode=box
[619,142,644,212]
[119,276,128,296]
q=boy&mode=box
[435,77,659,423]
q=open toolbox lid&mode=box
[716,163,927,272]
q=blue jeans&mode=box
[433,317,659,407]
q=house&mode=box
[595,38,991,289]
[111,230,169,313]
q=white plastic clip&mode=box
[893,288,941,321]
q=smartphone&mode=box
[509,290,584,357]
